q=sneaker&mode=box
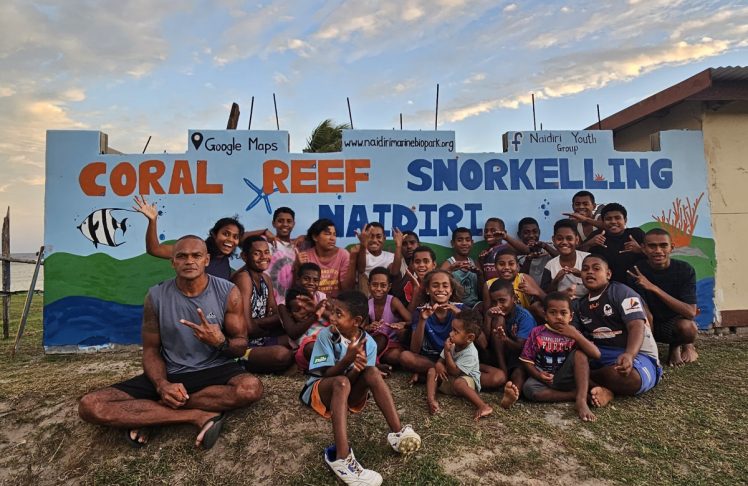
[324,445,383,486]
[387,424,421,454]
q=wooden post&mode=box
[12,246,43,357]
[2,207,9,339]
[227,102,240,129]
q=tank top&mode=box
[368,295,399,341]
[149,274,235,374]
[206,255,232,281]
[248,270,269,319]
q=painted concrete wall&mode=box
[613,100,748,322]
[702,102,748,316]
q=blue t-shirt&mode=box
[300,327,377,404]
[504,305,537,340]
[411,303,464,357]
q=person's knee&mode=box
[235,375,263,406]
[330,375,351,396]
[522,381,538,401]
[78,392,104,423]
[675,319,697,343]
[274,347,294,367]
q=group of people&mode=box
[78,191,699,486]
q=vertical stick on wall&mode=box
[435,84,440,130]
[1,207,9,339]
[227,102,240,129]
[248,96,254,130]
[532,93,537,131]
[12,246,43,357]
[400,113,403,130]
[597,104,602,130]
[347,97,354,129]
[273,93,280,130]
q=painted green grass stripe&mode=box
[44,251,174,306]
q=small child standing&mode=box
[441,227,482,308]
[367,267,411,369]
[509,292,600,422]
[426,309,493,420]
[300,290,421,485]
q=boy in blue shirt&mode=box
[300,290,421,486]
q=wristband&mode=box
[216,335,229,353]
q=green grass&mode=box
[1,295,746,485]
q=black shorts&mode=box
[652,317,679,344]
[522,350,577,400]
[112,362,247,400]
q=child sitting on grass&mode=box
[300,290,421,485]
[426,309,493,420]
[503,292,600,422]
[367,267,411,371]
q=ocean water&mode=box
[5,253,44,292]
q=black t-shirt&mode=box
[586,227,645,284]
[628,258,696,323]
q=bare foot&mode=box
[667,344,684,367]
[576,400,597,422]
[427,398,440,415]
[681,343,699,363]
[474,404,494,421]
[589,386,614,408]
[500,381,519,409]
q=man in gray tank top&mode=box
[78,236,263,449]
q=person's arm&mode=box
[132,195,173,259]
[278,296,317,340]
[389,228,404,277]
[355,227,369,276]
[443,341,462,377]
[579,230,606,252]
[553,325,601,359]
[410,308,431,353]
[341,247,356,291]
[141,295,172,400]
[221,286,251,357]
[615,318,646,376]
[391,296,412,323]
[520,360,552,384]
[322,335,366,377]
[627,266,697,319]
[252,274,281,331]
[503,233,530,254]
[231,270,261,337]
[519,273,546,301]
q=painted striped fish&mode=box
[77,208,129,248]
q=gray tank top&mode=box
[148,274,236,374]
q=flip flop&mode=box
[199,413,226,450]
[125,428,150,448]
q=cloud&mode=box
[503,3,518,12]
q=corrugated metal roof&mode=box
[711,66,748,82]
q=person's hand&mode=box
[389,321,406,331]
[392,227,403,248]
[353,345,368,371]
[434,361,448,382]
[518,274,543,297]
[132,195,158,221]
[368,319,383,332]
[590,230,607,248]
[343,334,367,366]
[440,302,461,314]
[314,299,328,320]
[157,382,189,409]
[552,324,579,339]
[487,305,505,317]
[292,235,306,248]
[494,325,509,342]
[444,337,455,354]
[355,224,371,246]
[539,371,554,385]
[496,229,507,242]
[562,212,589,224]
[627,265,656,292]
[614,352,634,376]
[419,303,435,320]
[620,235,642,254]
[179,308,226,348]
[263,229,277,248]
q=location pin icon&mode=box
[191,132,203,150]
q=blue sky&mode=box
[1,0,747,251]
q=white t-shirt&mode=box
[364,250,396,277]
[545,250,590,299]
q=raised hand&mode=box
[562,212,589,224]
[179,308,226,348]
[626,266,656,292]
[620,234,642,254]
[392,227,404,248]
[590,230,607,248]
[518,274,543,297]
[132,195,158,221]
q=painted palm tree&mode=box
[303,119,350,153]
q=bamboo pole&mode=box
[2,207,9,339]
[12,246,44,357]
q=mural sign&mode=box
[44,128,716,350]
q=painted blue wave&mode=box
[695,277,715,329]
[44,296,143,346]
